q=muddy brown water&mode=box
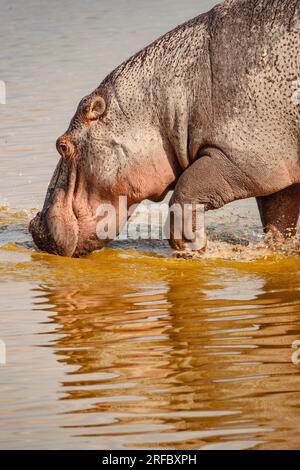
[1,0,300,450]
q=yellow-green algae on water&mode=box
[1,202,300,449]
[2,0,300,451]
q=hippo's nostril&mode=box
[60,143,68,154]
[56,136,75,160]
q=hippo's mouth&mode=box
[29,157,104,257]
[29,206,80,257]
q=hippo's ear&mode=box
[86,96,106,121]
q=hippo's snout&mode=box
[29,152,81,257]
[29,197,79,257]
[29,211,60,255]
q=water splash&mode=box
[0,202,299,262]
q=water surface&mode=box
[1,0,300,450]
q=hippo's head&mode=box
[29,84,179,257]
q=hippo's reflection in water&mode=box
[30,249,300,449]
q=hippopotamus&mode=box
[29,0,300,257]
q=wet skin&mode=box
[30,0,300,257]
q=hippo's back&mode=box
[207,0,300,169]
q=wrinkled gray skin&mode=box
[30,0,300,257]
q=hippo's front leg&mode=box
[168,148,257,253]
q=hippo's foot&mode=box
[256,185,300,250]
[263,229,299,254]
[264,227,291,247]
[171,233,207,258]
[172,246,207,260]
